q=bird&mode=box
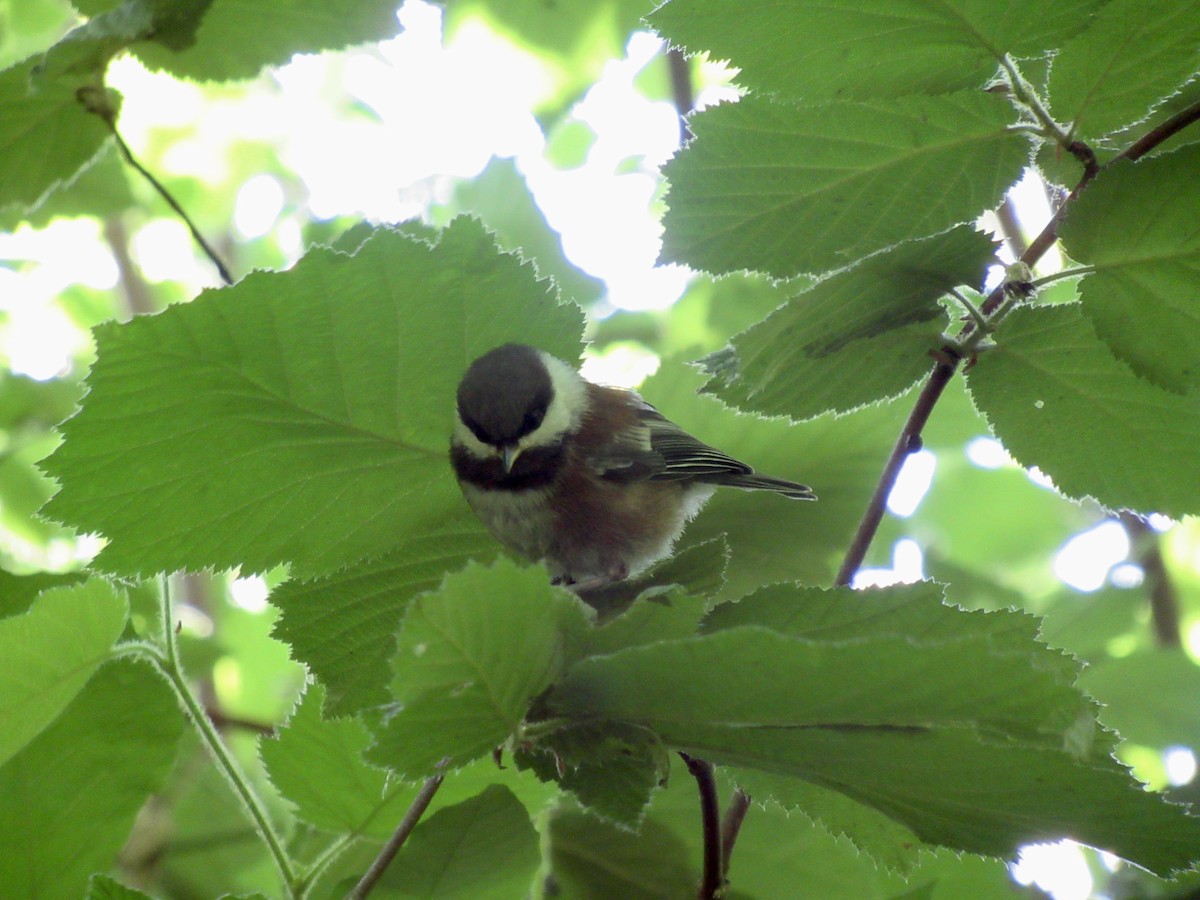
[450,343,815,590]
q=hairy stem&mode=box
[156,577,299,896]
[347,771,446,899]
[680,753,723,899]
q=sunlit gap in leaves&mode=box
[851,538,924,589]
[1010,840,1093,900]
[1165,746,1198,786]
[1054,520,1130,593]
[230,574,271,613]
[0,221,116,380]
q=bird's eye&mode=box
[522,407,545,434]
[460,411,490,444]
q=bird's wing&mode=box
[587,396,752,483]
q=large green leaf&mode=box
[966,304,1200,517]
[43,218,585,577]
[0,55,111,212]
[131,0,401,82]
[0,660,184,899]
[660,92,1025,277]
[702,226,997,420]
[271,527,499,718]
[367,558,593,778]
[0,579,127,767]
[549,627,1200,873]
[700,728,1199,876]
[551,624,1090,752]
[374,785,541,899]
[542,805,697,900]
[650,0,1104,100]
[260,681,557,838]
[1059,147,1200,393]
[1048,0,1200,141]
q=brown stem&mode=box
[833,96,1200,588]
[78,87,234,286]
[1120,99,1200,163]
[666,47,695,142]
[680,753,722,899]
[1119,513,1182,648]
[346,770,446,899]
[103,216,157,318]
[835,357,958,585]
[719,788,752,878]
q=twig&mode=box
[153,576,299,896]
[835,357,958,586]
[1119,98,1200,163]
[103,216,157,317]
[346,768,447,900]
[77,87,234,286]
[1119,513,1182,648]
[719,788,752,878]
[667,47,695,143]
[680,753,723,900]
[833,90,1200,587]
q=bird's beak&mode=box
[501,444,520,473]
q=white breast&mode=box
[460,483,558,570]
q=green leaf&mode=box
[375,785,540,899]
[668,725,1200,876]
[438,156,605,309]
[0,579,128,767]
[965,304,1200,516]
[86,875,154,900]
[702,227,997,420]
[132,0,402,82]
[43,218,585,577]
[660,92,1025,277]
[367,558,593,777]
[572,536,727,625]
[261,681,558,838]
[0,569,86,618]
[271,526,499,718]
[551,623,1090,752]
[1048,0,1200,140]
[650,0,1105,100]
[580,585,712,658]
[0,55,112,212]
[638,359,911,594]
[516,722,667,828]
[1079,650,1200,751]
[542,805,696,900]
[1059,148,1200,392]
[702,580,1055,655]
[0,660,184,899]
[260,680,399,835]
[725,769,928,875]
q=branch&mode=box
[1119,98,1200,163]
[833,96,1200,587]
[680,753,723,900]
[346,768,447,900]
[1119,513,1182,648]
[666,47,695,143]
[77,86,235,286]
[835,358,957,586]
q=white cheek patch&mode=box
[453,417,496,459]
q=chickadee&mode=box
[451,344,814,589]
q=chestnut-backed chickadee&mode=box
[451,344,815,589]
